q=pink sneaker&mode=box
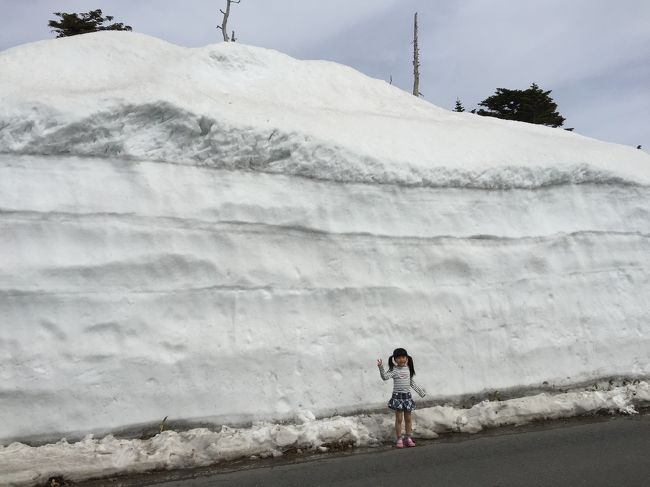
[406,437,416,447]
[395,438,404,448]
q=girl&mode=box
[377,347,426,448]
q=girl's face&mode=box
[394,355,408,367]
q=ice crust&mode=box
[1,30,650,463]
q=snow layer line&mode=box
[1,101,648,189]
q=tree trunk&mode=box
[412,12,420,97]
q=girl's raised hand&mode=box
[376,358,383,366]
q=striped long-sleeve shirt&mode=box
[378,364,426,397]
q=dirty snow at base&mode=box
[1,382,648,486]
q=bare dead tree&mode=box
[412,12,421,97]
[217,0,240,42]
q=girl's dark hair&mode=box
[388,347,416,376]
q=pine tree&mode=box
[48,9,132,38]
[454,98,465,112]
[476,83,565,127]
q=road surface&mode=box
[82,413,650,487]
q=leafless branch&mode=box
[217,0,241,42]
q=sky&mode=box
[2,0,649,151]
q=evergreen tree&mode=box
[454,98,465,112]
[475,83,565,127]
[48,9,132,38]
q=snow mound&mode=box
[1,33,650,449]
[1,32,648,188]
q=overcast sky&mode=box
[2,0,649,151]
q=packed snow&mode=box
[1,31,649,484]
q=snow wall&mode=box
[1,32,649,443]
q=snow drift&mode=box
[1,32,649,448]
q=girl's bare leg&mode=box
[404,411,413,437]
[394,411,404,438]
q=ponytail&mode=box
[387,355,395,371]
[407,355,416,377]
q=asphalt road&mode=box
[84,414,650,487]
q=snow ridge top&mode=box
[1,31,649,187]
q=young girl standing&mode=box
[377,347,426,448]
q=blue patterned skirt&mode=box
[388,392,416,412]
